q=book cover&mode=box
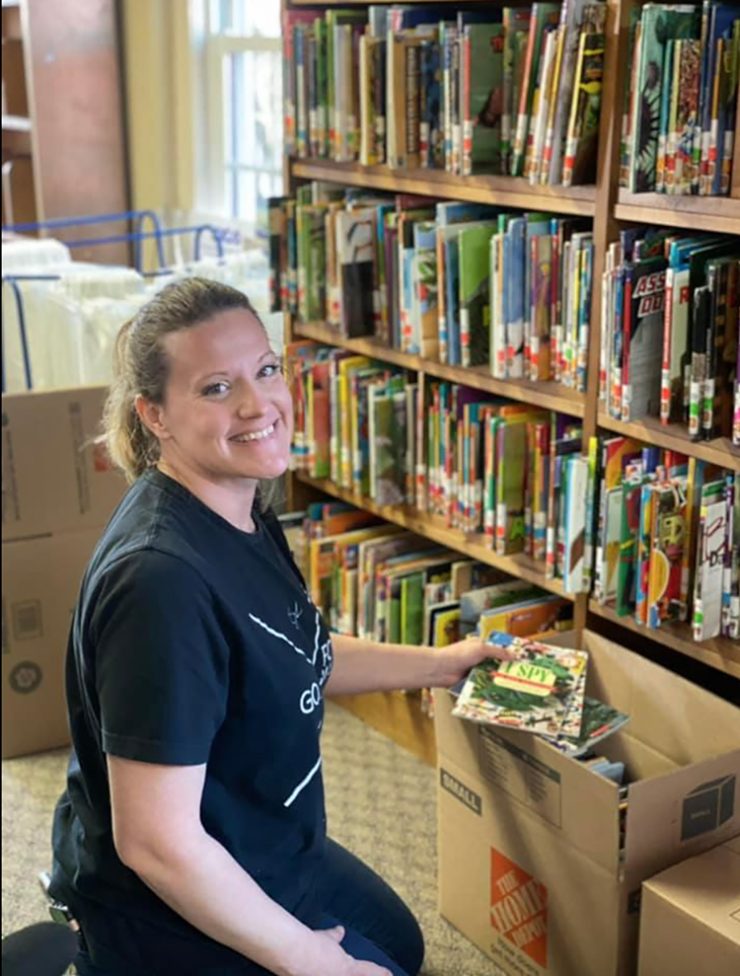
[462,23,505,175]
[477,596,572,641]
[629,4,700,193]
[511,3,561,177]
[502,7,533,171]
[622,256,668,422]
[452,633,588,739]
[692,479,729,640]
[673,38,702,193]
[426,602,462,646]
[545,0,594,184]
[460,580,543,629]
[335,208,376,337]
[458,222,497,367]
[646,479,688,626]
[552,696,630,758]
[562,8,607,186]
[616,477,647,616]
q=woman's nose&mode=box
[236,382,268,418]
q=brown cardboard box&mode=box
[637,836,740,976]
[2,385,126,541]
[434,629,740,976]
[2,527,101,758]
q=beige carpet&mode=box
[2,700,500,975]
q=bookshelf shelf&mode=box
[597,412,740,472]
[294,321,587,418]
[614,191,740,235]
[295,472,573,601]
[588,603,740,680]
[291,160,596,217]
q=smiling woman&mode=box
[46,276,509,976]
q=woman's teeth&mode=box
[233,423,275,442]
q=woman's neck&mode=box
[156,459,257,533]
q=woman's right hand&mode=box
[303,924,392,976]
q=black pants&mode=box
[73,839,424,976]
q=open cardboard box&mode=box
[434,629,740,976]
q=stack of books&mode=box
[451,632,630,761]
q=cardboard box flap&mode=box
[582,632,740,765]
[624,751,740,882]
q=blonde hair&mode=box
[103,276,261,484]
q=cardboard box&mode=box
[637,837,740,976]
[2,527,101,758]
[434,629,740,976]
[2,385,126,541]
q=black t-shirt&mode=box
[50,469,333,973]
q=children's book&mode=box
[452,632,588,739]
[561,4,607,186]
[462,23,505,174]
[335,208,376,337]
[551,696,630,758]
[477,595,572,641]
[458,222,497,367]
[459,579,542,629]
[646,478,688,627]
[426,601,462,646]
[692,478,730,640]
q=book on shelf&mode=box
[560,3,607,188]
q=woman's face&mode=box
[147,308,293,488]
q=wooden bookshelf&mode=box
[588,603,740,680]
[597,412,740,472]
[282,0,739,761]
[295,472,573,600]
[292,159,596,217]
[294,321,587,418]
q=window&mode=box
[191,0,283,243]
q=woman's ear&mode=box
[134,395,171,441]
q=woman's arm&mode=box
[107,756,389,976]
[323,633,515,697]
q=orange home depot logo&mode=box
[490,848,547,969]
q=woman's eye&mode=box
[260,362,283,378]
[202,381,230,396]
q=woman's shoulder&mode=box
[88,472,212,588]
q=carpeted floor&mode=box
[2,700,500,975]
